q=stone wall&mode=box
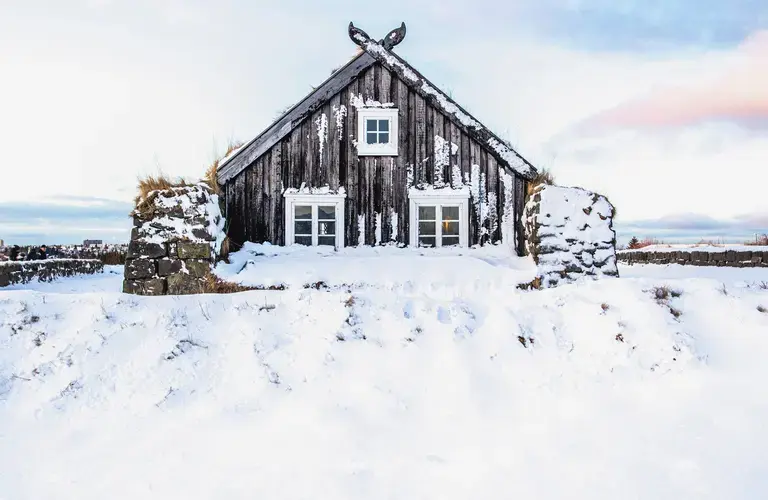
[523,184,619,288]
[618,249,768,267]
[0,259,103,288]
[123,184,225,296]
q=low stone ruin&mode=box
[619,248,768,267]
[0,259,103,288]
[123,184,225,296]
[523,184,618,288]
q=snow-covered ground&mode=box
[1,250,768,499]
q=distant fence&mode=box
[0,259,104,287]
[618,249,768,267]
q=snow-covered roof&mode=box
[218,24,537,184]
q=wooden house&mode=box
[218,23,538,254]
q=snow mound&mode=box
[1,272,768,498]
[215,243,537,291]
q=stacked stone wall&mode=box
[0,259,103,288]
[123,184,224,296]
[619,250,768,267]
[523,184,619,288]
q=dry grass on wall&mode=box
[132,139,242,217]
[526,168,555,196]
[203,139,244,195]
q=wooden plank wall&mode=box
[224,62,529,254]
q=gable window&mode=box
[357,108,398,156]
[284,193,346,248]
[408,190,469,247]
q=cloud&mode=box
[588,31,768,129]
[0,197,132,245]
[617,211,768,244]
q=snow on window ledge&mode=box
[408,185,470,198]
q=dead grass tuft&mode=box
[526,168,555,196]
[517,336,535,348]
[203,139,244,195]
[601,303,610,313]
[133,172,192,218]
[668,306,683,319]
[200,274,261,294]
[757,305,767,314]
[652,286,682,301]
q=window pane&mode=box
[318,205,335,219]
[318,221,336,236]
[378,119,389,132]
[418,236,436,248]
[366,119,377,132]
[366,132,377,145]
[442,221,459,236]
[318,236,335,247]
[419,221,436,236]
[378,132,389,144]
[442,236,460,247]
[418,206,436,220]
[294,221,312,235]
[295,236,312,246]
[295,205,312,219]
[442,206,459,221]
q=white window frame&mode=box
[284,193,346,248]
[408,191,470,248]
[357,108,398,156]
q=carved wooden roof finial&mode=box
[348,22,407,50]
[381,22,406,50]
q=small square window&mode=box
[284,194,346,248]
[357,108,398,156]
[409,193,469,248]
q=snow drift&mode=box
[1,262,768,499]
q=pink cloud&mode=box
[591,31,768,128]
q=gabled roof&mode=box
[218,23,537,184]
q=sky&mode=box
[1,0,766,245]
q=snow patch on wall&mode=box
[284,183,346,196]
[349,94,394,109]
[434,135,459,188]
[315,113,328,167]
[357,214,365,246]
[332,105,346,140]
[375,213,382,245]
[390,211,398,242]
[500,169,516,252]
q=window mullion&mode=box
[312,205,318,246]
[436,205,443,248]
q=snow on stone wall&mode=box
[125,184,226,295]
[523,184,618,288]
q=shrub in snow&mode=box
[124,184,226,296]
[523,184,618,288]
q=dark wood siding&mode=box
[224,62,528,254]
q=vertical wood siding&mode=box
[224,62,529,254]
